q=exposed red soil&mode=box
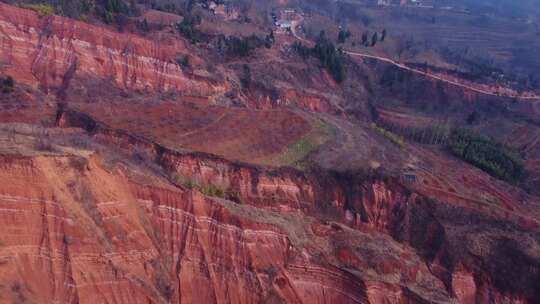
[377,108,441,129]
[0,3,226,95]
[0,89,55,124]
[72,101,312,164]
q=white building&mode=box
[277,20,292,29]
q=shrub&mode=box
[176,55,191,68]
[173,174,226,198]
[176,14,202,43]
[200,184,225,198]
[1,76,15,93]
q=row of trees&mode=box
[359,29,386,47]
[336,28,387,47]
[376,120,452,145]
[374,117,524,183]
[220,34,270,57]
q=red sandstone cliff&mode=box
[0,108,538,303]
[0,3,226,96]
[0,151,457,304]
[52,108,540,304]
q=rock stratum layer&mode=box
[0,3,225,96]
[0,153,449,304]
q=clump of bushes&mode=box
[447,128,524,183]
[100,0,129,23]
[292,42,311,59]
[200,184,225,198]
[222,35,266,58]
[34,136,56,152]
[176,14,202,43]
[174,174,226,199]
[175,175,199,190]
[0,76,15,93]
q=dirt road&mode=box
[289,17,540,101]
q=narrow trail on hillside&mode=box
[175,108,231,139]
[290,17,540,101]
[344,51,540,100]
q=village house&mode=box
[276,20,292,30]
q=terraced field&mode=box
[73,101,331,166]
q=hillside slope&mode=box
[0,2,539,304]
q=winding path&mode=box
[290,16,540,101]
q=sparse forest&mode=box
[293,31,345,83]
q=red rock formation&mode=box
[0,3,226,95]
[0,152,455,303]
[53,108,540,303]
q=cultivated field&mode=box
[73,101,332,166]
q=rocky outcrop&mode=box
[0,152,456,304]
[54,108,540,303]
[0,123,539,303]
[0,3,226,96]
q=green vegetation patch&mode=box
[174,174,227,199]
[293,31,346,83]
[176,14,203,43]
[221,33,274,58]
[262,119,336,167]
[20,3,56,16]
[447,128,524,183]
[371,123,404,148]
[19,0,140,26]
